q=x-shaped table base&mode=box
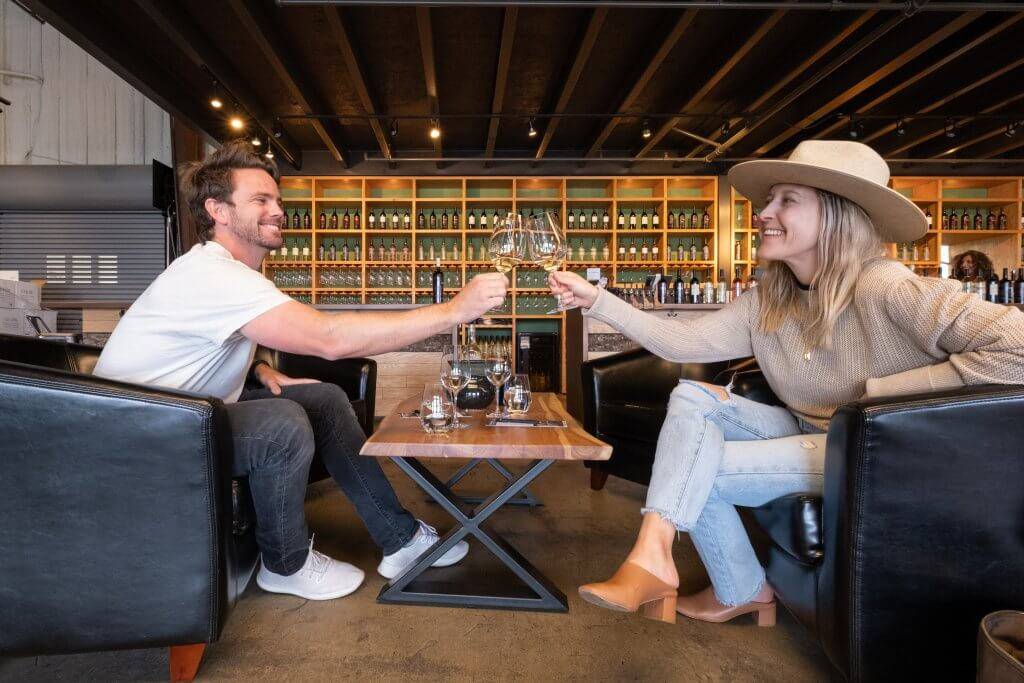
[427,457,542,508]
[378,456,567,613]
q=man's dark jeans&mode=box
[225,382,418,575]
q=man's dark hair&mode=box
[179,139,280,243]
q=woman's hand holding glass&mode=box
[547,271,600,309]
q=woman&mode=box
[548,140,1024,626]
[949,249,993,281]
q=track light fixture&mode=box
[389,119,398,138]
[896,119,906,136]
[264,147,274,160]
[209,81,223,110]
[229,114,245,131]
[847,116,861,139]
[251,135,262,147]
[945,117,956,139]
[272,118,283,139]
[1006,121,1018,138]
[641,119,652,139]
[428,119,441,140]
[527,118,537,138]
[721,119,730,137]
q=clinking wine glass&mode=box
[488,212,527,274]
[439,345,472,429]
[484,351,513,417]
[527,211,570,313]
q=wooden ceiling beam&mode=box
[134,0,302,169]
[886,91,1024,156]
[866,55,1024,147]
[633,9,786,160]
[583,9,696,158]
[686,11,875,158]
[811,12,1024,141]
[226,0,348,166]
[323,7,391,160]
[534,7,608,160]
[485,7,518,160]
[416,7,443,158]
[979,134,1024,159]
[755,11,981,156]
[704,10,910,162]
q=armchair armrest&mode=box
[818,383,1024,681]
[0,360,234,656]
[253,347,377,435]
[581,347,731,435]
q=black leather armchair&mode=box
[0,334,378,681]
[581,348,1024,681]
[0,334,257,682]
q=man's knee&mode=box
[264,399,316,463]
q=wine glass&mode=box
[527,211,569,313]
[488,213,527,276]
[439,344,472,429]
[484,351,513,417]
[420,382,455,436]
[505,374,532,415]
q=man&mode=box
[94,141,508,601]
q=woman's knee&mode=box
[673,379,731,404]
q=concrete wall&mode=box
[0,0,170,166]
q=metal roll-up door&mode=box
[0,211,166,306]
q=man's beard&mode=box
[228,209,282,250]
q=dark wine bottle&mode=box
[673,270,686,304]
[432,258,444,304]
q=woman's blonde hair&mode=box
[757,189,887,350]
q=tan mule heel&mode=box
[578,561,678,624]
[675,586,777,627]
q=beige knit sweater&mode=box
[583,259,1024,430]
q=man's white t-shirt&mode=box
[94,241,291,403]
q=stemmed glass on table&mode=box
[484,350,513,417]
[439,344,472,429]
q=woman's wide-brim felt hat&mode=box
[728,140,928,243]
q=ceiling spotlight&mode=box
[429,119,441,140]
[1006,121,1018,138]
[721,119,731,137]
[272,119,283,139]
[896,119,906,136]
[389,119,398,138]
[527,118,537,138]
[209,81,223,109]
[264,147,274,160]
[847,116,861,139]
[229,115,245,131]
[251,135,262,147]
[945,117,956,139]
[641,119,652,139]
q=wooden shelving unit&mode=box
[264,176,722,393]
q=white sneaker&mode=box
[256,537,365,601]
[377,520,470,580]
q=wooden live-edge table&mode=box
[360,392,611,613]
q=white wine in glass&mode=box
[528,211,570,312]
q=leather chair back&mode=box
[0,332,102,375]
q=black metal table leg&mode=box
[379,456,567,613]
[427,457,542,508]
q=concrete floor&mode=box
[1,460,834,682]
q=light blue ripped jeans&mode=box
[644,379,827,606]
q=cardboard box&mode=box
[0,280,41,309]
[0,308,58,337]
